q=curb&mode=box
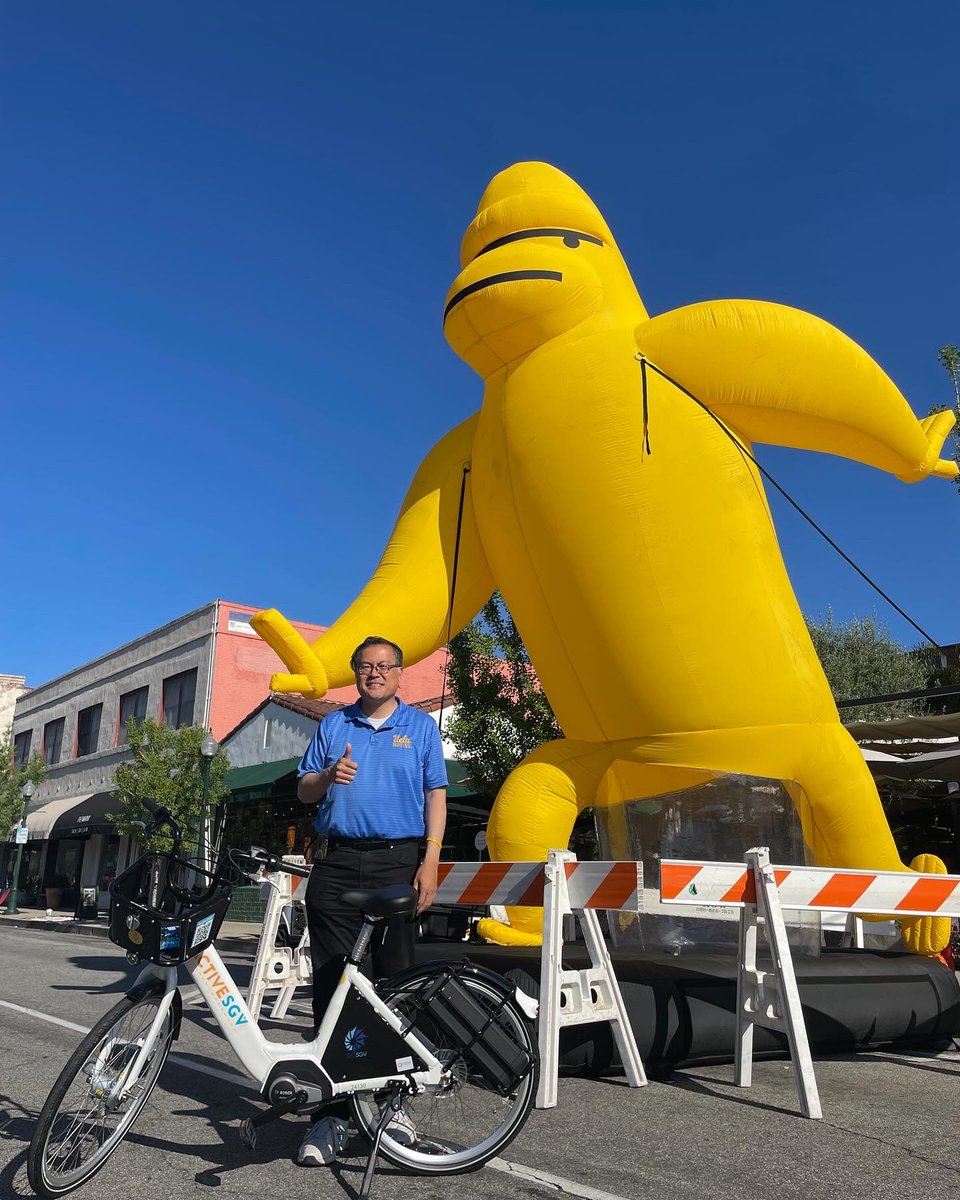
[0,914,263,956]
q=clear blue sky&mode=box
[4,1,959,687]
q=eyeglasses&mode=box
[355,662,400,676]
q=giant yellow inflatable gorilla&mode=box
[253,162,956,954]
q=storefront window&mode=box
[223,795,317,861]
[98,836,121,890]
[47,840,83,907]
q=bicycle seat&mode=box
[340,883,417,918]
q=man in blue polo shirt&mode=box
[295,635,447,1166]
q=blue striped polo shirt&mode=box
[298,699,447,838]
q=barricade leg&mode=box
[536,851,568,1109]
[735,847,822,1119]
[536,850,647,1109]
[841,913,865,949]
[246,883,286,1023]
[578,907,647,1089]
[734,903,758,1090]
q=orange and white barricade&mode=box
[246,857,312,1022]
[436,850,648,1108]
[660,848,960,1119]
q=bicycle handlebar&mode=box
[237,847,311,879]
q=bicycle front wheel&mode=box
[352,966,537,1175]
[28,988,176,1198]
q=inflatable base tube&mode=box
[415,944,960,1073]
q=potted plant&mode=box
[45,873,69,909]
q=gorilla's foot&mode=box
[476,917,542,947]
[899,853,952,956]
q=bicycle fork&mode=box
[103,966,179,1108]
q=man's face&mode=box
[354,644,403,706]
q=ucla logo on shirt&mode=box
[392,734,412,749]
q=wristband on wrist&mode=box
[426,836,443,851]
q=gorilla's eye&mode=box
[474,228,603,260]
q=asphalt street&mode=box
[1,926,959,1200]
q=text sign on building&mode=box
[228,610,256,636]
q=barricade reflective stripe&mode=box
[434,861,642,911]
[660,859,960,917]
[435,862,545,906]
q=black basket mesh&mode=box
[109,853,231,964]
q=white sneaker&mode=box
[297,1115,349,1166]
[385,1105,417,1146]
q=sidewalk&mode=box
[0,905,263,954]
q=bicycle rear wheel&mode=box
[352,966,537,1175]
[28,988,175,1198]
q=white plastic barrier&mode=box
[243,851,650,1109]
[245,857,311,1023]
[660,848,960,1119]
[435,852,648,1109]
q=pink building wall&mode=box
[208,601,451,740]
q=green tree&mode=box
[0,728,46,835]
[112,719,230,852]
[445,591,561,804]
[930,344,960,492]
[938,344,960,409]
[805,610,928,721]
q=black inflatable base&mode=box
[416,942,960,1072]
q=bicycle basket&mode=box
[109,853,231,965]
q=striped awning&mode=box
[7,795,96,842]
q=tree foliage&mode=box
[0,728,47,835]
[112,719,231,852]
[805,611,928,721]
[445,592,561,804]
[938,344,960,408]
[930,345,960,493]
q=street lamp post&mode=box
[197,732,218,871]
[6,780,35,916]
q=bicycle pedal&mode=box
[238,1119,257,1150]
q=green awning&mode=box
[225,757,300,798]
[445,758,477,799]
[224,756,478,801]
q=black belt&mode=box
[325,835,422,852]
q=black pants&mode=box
[304,839,420,1031]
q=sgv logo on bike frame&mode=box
[198,953,249,1025]
[344,1027,367,1057]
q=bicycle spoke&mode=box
[31,993,174,1195]
[353,970,536,1174]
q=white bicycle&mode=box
[27,801,539,1199]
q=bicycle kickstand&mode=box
[359,1085,405,1200]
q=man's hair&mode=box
[350,636,404,670]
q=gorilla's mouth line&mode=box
[443,270,563,324]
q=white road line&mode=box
[167,1055,254,1088]
[0,999,253,1089]
[488,1157,634,1200]
[0,1000,89,1033]
[3,997,626,1200]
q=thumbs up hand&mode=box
[332,743,358,786]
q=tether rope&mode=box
[636,354,943,653]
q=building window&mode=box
[117,687,149,746]
[162,669,197,728]
[13,730,32,768]
[43,718,64,765]
[76,704,103,757]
